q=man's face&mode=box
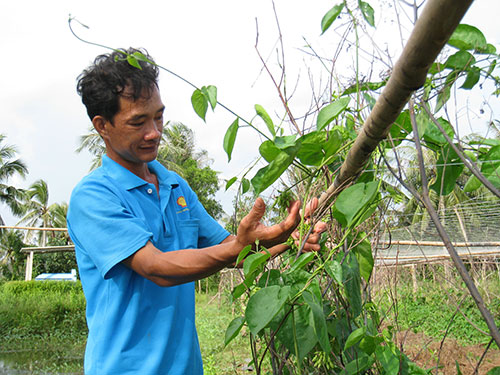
[94,85,165,172]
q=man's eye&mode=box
[130,122,144,127]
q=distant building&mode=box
[35,269,77,282]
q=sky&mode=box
[1,0,499,227]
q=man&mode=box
[67,47,325,375]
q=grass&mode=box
[0,281,251,374]
[196,292,253,375]
[1,274,498,374]
[374,274,500,346]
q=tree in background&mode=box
[0,229,26,280]
[0,134,28,226]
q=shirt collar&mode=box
[101,155,179,191]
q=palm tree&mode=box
[76,126,106,170]
[0,229,27,280]
[17,179,51,245]
[0,134,28,225]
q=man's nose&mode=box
[144,121,162,140]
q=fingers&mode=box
[303,197,319,219]
[292,221,328,252]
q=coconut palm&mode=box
[76,126,106,170]
[0,229,26,280]
[17,179,52,245]
[0,134,28,225]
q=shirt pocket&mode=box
[177,219,200,249]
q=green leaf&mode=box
[225,176,237,191]
[435,85,450,112]
[444,50,475,70]
[296,130,341,166]
[340,353,373,375]
[131,51,149,62]
[231,283,247,301]
[333,181,379,228]
[321,3,344,34]
[317,97,350,131]
[324,260,343,285]
[275,303,317,360]
[375,345,401,375]
[345,326,366,350]
[202,85,217,110]
[245,285,290,335]
[448,24,488,52]
[223,118,239,162]
[302,291,331,353]
[387,110,412,147]
[259,140,281,163]
[431,145,464,196]
[289,252,315,273]
[224,316,245,346]
[464,175,481,193]
[235,245,252,269]
[343,252,362,318]
[352,234,374,282]
[257,269,282,288]
[191,89,208,121]
[126,55,142,69]
[241,178,250,194]
[274,135,297,150]
[342,80,386,96]
[251,144,300,195]
[243,252,271,278]
[255,104,276,137]
[423,117,455,147]
[487,366,500,375]
[359,335,382,355]
[359,0,375,27]
[461,67,481,90]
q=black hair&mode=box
[76,48,159,122]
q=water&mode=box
[0,349,83,375]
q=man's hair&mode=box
[77,47,159,121]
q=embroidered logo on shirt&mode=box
[177,196,187,208]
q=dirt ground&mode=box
[397,331,500,374]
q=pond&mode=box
[0,349,83,375]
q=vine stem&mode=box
[68,16,270,140]
[420,102,500,199]
[409,98,500,349]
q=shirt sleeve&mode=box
[67,178,153,279]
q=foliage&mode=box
[0,281,87,338]
[0,229,27,280]
[67,0,500,373]
[0,133,28,225]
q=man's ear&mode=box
[92,115,109,139]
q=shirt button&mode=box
[147,188,153,194]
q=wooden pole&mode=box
[317,0,475,209]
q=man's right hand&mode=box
[235,197,301,249]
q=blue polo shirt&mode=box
[67,155,230,375]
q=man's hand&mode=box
[291,197,328,252]
[236,197,301,249]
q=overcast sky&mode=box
[1,0,499,226]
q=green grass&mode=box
[196,293,252,374]
[374,277,500,346]
[1,276,498,374]
[0,281,251,374]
